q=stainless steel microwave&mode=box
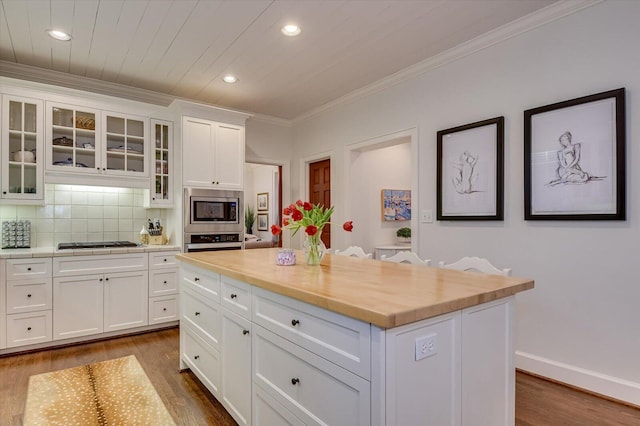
[184,188,243,234]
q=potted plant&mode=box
[396,227,411,244]
[245,205,256,235]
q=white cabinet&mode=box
[182,116,244,190]
[52,254,148,340]
[374,245,411,260]
[1,95,44,203]
[148,250,180,325]
[4,258,53,348]
[222,308,252,426]
[148,119,173,207]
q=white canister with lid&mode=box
[13,150,35,163]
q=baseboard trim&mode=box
[515,351,640,406]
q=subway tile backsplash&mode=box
[0,184,165,248]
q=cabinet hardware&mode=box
[163,308,167,311]
[291,319,300,326]
[27,267,32,271]
[27,327,32,331]
[163,280,167,284]
[105,277,109,281]
[99,278,103,282]
[163,258,167,262]
[230,293,237,299]
[195,311,200,316]
[194,355,200,360]
[194,277,200,282]
[27,294,32,298]
[242,329,250,335]
[291,378,300,385]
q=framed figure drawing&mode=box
[524,88,625,220]
[257,213,269,231]
[257,193,269,211]
[437,116,504,220]
[381,189,411,221]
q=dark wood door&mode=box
[309,159,331,248]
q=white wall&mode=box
[290,1,640,404]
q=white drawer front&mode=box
[7,258,52,279]
[54,253,148,277]
[221,275,251,319]
[182,287,221,347]
[182,325,221,398]
[254,383,305,426]
[6,279,52,313]
[253,288,371,379]
[149,251,180,269]
[254,327,370,426]
[149,295,180,324]
[181,264,220,302]
[6,310,53,348]
[150,270,179,296]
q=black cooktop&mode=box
[57,241,139,250]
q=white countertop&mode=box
[0,244,181,259]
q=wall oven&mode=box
[184,187,243,252]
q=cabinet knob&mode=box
[291,378,300,385]
[99,278,103,282]
[242,329,250,335]
[291,319,300,326]
[27,267,32,271]
[194,277,200,282]
[195,311,200,316]
[27,327,32,331]
[230,293,237,299]
[105,277,109,281]
[163,280,167,284]
[2,191,6,194]
[163,308,167,312]
[163,258,167,262]
[194,355,200,360]
[27,294,32,298]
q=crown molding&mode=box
[292,0,601,124]
[248,113,293,127]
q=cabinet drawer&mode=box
[254,327,370,426]
[53,253,148,277]
[254,384,305,426]
[221,275,251,319]
[253,288,371,379]
[6,310,53,348]
[6,279,52,313]
[182,324,221,398]
[6,258,52,279]
[181,264,220,302]
[149,269,179,296]
[149,251,180,269]
[149,295,180,325]
[182,288,221,348]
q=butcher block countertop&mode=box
[177,248,534,329]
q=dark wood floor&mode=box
[1,327,638,425]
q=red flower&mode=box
[303,202,313,211]
[342,221,353,232]
[296,200,303,206]
[283,207,292,215]
[305,225,318,236]
[271,224,282,235]
[291,209,303,221]
[289,204,296,212]
[283,218,290,226]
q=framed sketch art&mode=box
[524,88,625,220]
[437,116,504,220]
[257,213,269,231]
[257,192,269,211]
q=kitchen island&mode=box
[177,248,534,426]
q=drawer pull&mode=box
[27,327,32,331]
[163,258,167,262]
[99,278,103,282]
[195,311,201,316]
[163,308,167,312]
[230,293,237,299]
[27,267,32,271]
[291,319,300,326]
[163,280,167,284]
[291,378,300,385]
[27,294,32,298]
[194,277,200,282]
[242,329,250,335]
[194,355,200,360]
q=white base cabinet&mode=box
[179,262,516,426]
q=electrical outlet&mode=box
[415,333,437,361]
[420,210,433,223]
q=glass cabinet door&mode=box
[150,119,173,206]
[104,112,147,176]
[47,103,100,173]
[1,96,44,202]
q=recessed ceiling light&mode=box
[281,24,301,37]
[223,75,238,84]
[46,29,72,41]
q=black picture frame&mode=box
[524,88,625,220]
[437,116,504,220]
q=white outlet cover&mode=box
[415,333,437,361]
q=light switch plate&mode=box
[420,210,433,223]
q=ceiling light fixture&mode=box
[46,29,72,41]
[223,75,238,84]
[281,24,301,37]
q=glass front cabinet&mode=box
[149,119,173,207]
[1,95,44,203]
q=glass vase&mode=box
[303,233,327,265]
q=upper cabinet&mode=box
[1,95,44,204]
[46,102,148,179]
[182,116,244,190]
[148,119,174,207]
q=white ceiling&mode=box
[0,0,567,120]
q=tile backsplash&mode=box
[0,184,165,248]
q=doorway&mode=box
[245,163,282,248]
[309,159,331,248]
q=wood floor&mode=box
[1,327,638,425]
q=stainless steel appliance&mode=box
[183,187,243,252]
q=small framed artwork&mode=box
[437,116,504,220]
[257,192,269,211]
[257,213,269,231]
[524,88,625,220]
[381,189,411,221]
